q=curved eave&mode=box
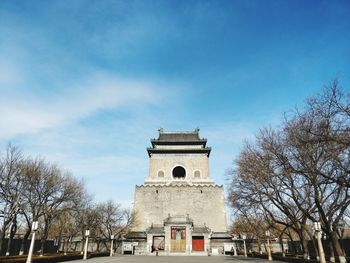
[147,147,211,157]
[150,139,207,147]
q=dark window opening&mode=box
[152,236,165,251]
[172,166,186,179]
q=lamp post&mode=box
[26,221,39,263]
[314,222,326,263]
[242,234,247,257]
[265,230,272,261]
[110,235,114,257]
[83,230,90,260]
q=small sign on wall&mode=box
[123,243,133,251]
[212,248,219,255]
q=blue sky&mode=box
[1,0,350,209]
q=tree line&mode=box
[228,81,350,262]
[0,146,135,256]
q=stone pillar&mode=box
[186,225,192,255]
[204,233,209,253]
[146,234,153,255]
[164,225,171,255]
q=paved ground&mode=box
[60,256,278,263]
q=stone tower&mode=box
[125,129,231,255]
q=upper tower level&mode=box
[145,129,214,186]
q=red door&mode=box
[192,236,204,251]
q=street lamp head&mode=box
[111,234,114,239]
[314,222,321,231]
[265,230,270,237]
[242,234,246,240]
[32,221,39,231]
[85,230,90,237]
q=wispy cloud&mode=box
[0,72,162,139]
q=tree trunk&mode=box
[57,227,62,253]
[330,231,346,263]
[102,240,108,250]
[6,219,17,256]
[96,239,100,252]
[279,235,285,256]
[301,237,309,259]
[312,237,319,260]
[286,230,298,255]
[257,238,262,254]
[80,238,85,254]
[0,222,8,255]
[299,229,309,259]
[263,242,268,255]
[63,239,68,255]
[67,236,72,254]
[40,218,50,256]
[19,229,31,255]
[329,239,335,263]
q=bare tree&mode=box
[18,158,85,255]
[0,144,23,255]
[0,142,135,257]
[231,214,268,254]
[95,200,135,251]
[228,81,350,262]
[39,171,84,255]
[228,132,315,258]
[49,188,90,254]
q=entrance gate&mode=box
[192,236,204,251]
[171,227,186,252]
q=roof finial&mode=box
[194,127,200,133]
[158,128,164,134]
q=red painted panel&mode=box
[192,237,204,251]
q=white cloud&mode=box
[5,104,167,202]
[0,72,161,139]
[67,155,147,181]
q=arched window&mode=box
[172,166,186,179]
[194,170,200,178]
[158,170,165,178]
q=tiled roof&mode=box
[148,129,209,153]
[192,226,211,233]
[210,232,232,239]
[147,226,165,234]
[158,132,200,142]
[151,129,207,143]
